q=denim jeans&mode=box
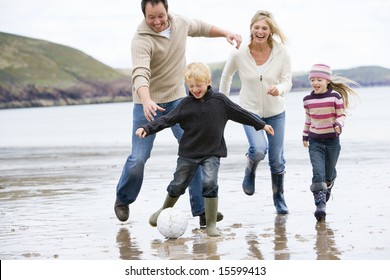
[116,98,204,216]
[167,156,220,198]
[243,111,286,174]
[308,137,341,184]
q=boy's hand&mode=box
[135,128,147,138]
[264,124,274,136]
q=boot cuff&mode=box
[310,182,327,192]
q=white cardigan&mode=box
[219,40,292,118]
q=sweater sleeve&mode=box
[180,15,212,37]
[223,95,266,130]
[131,35,152,93]
[275,45,292,97]
[302,105,311,141]
[141,104,181,136]
[334,96,346,129]
[219,50,238,95]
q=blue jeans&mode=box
[243,111,286,174]
[308,137,341,184]
[116,98,204,216]
[167,156,220,198]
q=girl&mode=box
[303,64,358,222]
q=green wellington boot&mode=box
[204,197,221,237]
[149,194,179,227]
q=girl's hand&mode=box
[334,125,341,134]
[303,141,309,148]
[135,128,147,138]
[264,124,274,136]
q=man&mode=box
[114,0,242,225]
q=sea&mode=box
[1,86,388,147]
[1,86,390,267]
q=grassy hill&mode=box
[0,32,132,108]
[1,31,390,109]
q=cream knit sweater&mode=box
[219,40,292,118]
[131,13,211,104]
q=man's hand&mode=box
[137,86,165,121]
[142,99,165,122]
[226,32,242,49]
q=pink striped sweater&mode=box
[302,87,346,141]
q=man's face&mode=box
[145,2,169,33]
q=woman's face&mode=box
[251,19,271,44]
[144,2,169,33]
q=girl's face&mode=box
[251,19,271,44]
[145,2,169,33]
[186,79,209,99]
[310,77,329,94]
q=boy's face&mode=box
[186,79,209,99]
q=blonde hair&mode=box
[329,75,360,109]
[250,10,287,48]
[184,62,211,84]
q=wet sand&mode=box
[1,140,389,260]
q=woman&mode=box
[219,10,292,214]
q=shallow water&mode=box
[1,88,390,260]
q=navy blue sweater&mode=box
[141,86,266,158]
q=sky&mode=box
[1,0,389,73]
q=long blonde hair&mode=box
[329,76,360,109]
[250,10,287,48]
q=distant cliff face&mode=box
[0,32,132,109]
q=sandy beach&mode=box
[1,139,389,260]
[1,88,390,279]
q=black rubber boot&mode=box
[114,198,129,222]
[271,172,289,214]
[311,182,327,222]
[242,154,260,195]
[325,180,335,202]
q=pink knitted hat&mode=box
[309,64,332,80]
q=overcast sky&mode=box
[1,0,389,72]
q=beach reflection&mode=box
[192,238,220,260]
[314,222,341,260]
[116,228,143,260]
[150,237,192,259]
[246,233,264,260]
[274,214,290,260]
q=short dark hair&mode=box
[141,0,169,16]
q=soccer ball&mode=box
[157,207,188,239]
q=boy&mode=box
[136,62,274,236]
